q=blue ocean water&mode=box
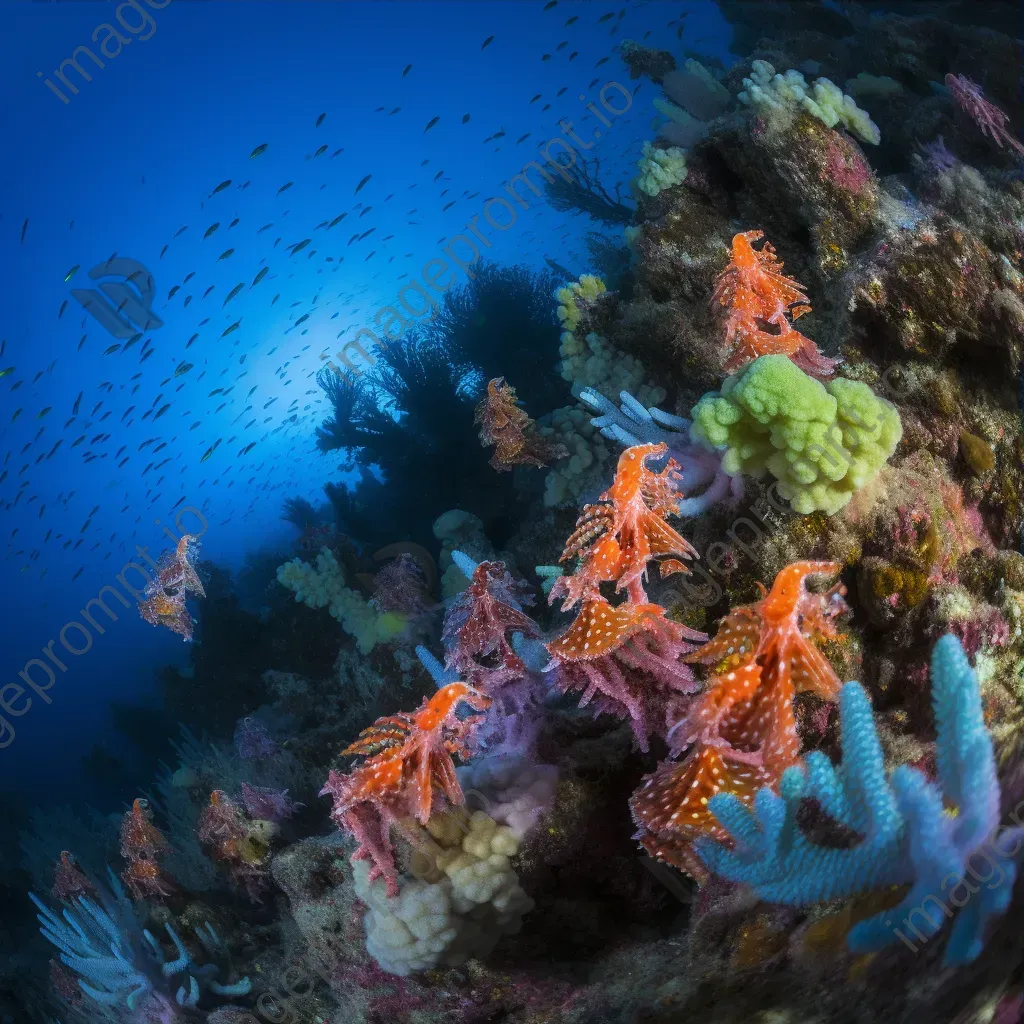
[1,1,731,807]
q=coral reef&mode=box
[19,8,1024,1024]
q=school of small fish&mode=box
[3,3,693,594]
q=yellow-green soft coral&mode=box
[555,274,606,334]
[738,60,881,145]
[635,141,688,197]
[277,547,406,653]
[689,355,902,515]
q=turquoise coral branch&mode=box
[697,635,1023,965]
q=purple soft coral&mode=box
[945,73,1024,156]
[241,783,303,822]
[233,716,279,759]
[578,387,744,518]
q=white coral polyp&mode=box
[738,59,880,145]
[353,809,535,976]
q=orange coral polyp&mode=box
[632,561,847,871]
[712,231,837,377]
[552,443,698,608]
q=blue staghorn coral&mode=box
[696,635,1024,965]
[29,869,251,1016]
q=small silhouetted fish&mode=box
[221,320,241,338]
[251,267,269,288]
[211,180,231,195]
[355,174,371,194]
[314,144,328,158]
[203,286,215,298]
[277,182,293,194]
[462,113,471,124]
[58,300,68,318]
[516,133,530,143]
[229,218,239,228]
[250,143,268,159]
[570,51,577,61]
[424,116,440,132]
[204,223,220,239]
[104,344,121,355]
[541,53,551,61]
[174,362,192,377]
[565,15,577,25]
[599,11,614,22]
[442,201,455,211]
[530,93,541,103]
[160,245,168,258]
[316,112,326,126]
[218,249,235,261]
[595,56,609,66]
[174,225,188,237]
[402,63,412,77]
[20,219,28,243]
[328,213,347,228]
[482,35,494,49]
[493,129,506,139]
[223,283,244,306]
[73,392,82,415]
[64,265,79,282]
[258,223,273,233]
[289,239,312,255]
[186,333,199,348]
[331,148,343,158]
[168,285,180,299]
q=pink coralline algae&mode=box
[945,73,1024,156]
[137,533,206,641]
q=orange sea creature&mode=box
[137,533,206,641]
[321,682,492,895]
[119,797,175,899]
[547,595,706,750]
[474,376,569,471]
[551,443,699,609]
[631,561,847,874]
[712,230,838,377]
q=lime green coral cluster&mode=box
[277,547,406,653]
[690,355,902,515]
[555,274,606,333]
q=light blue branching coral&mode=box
[697,635,1024,966]
[738,59,881,145]
[30,870,251,1013]
[579,387,742,517]
[635,141,688,197]
[277,547,407,653]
